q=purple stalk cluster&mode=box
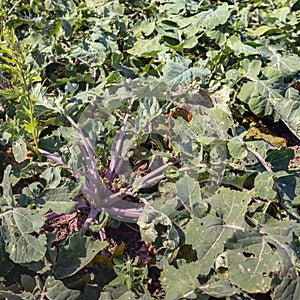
[39,99,179,231]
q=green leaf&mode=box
[0,165,15,207]
[199,278,240,297]
[71,40,106,67]
[176,174,202,215]
[227,35,258,56]
[161,55,210,89]
[237,75,282,117]
[259,46,300,77]
[195,3,231,30]
[39,186,79,214]
[161,261,198,300]
[1,208,46,264]
[138,204,174,244]
[226,230,280,294]
[266,148,294,172]
[227,135,247,159]
[185,188,250,275]
[127,37,166,57]
[260,220,300,299]
[267,98,300,140]
[254,172,277,200]
[40,167,62,189]
[53,232,108,279]
[12,137,27,163]
[45,276,80,300]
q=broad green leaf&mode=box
[0,286,35,300]
[161,262,198,300]
[227,135,247,159]
[254,172,277,200]
[53,232,108,279]
[45,276,80,300]
[227,35,258,56]
[1,208,46,264]
[226,230,280,294]
[185,188,250,275]
[132,19,155,37]
[259,46,300,77]
[12,137,27,163]
[237,76,282,117]
[240,59,262,77]
[161,56,210,89]
[127,37,166,57]
[71,40,106,67]
[195,3,231,30]
[176,174,202,214]
[267,98,300,140]
[276,172,300,212]
[40,166,62,189]
[266,148,294,172]
[39,186,79,214]
[150,182,179,217]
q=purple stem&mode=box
[66,116,99,178]
[82,206,100,232]
[39,149,63,165]
[114,140,134,179]
[105,98,135,182]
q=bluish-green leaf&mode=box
[53,232,108,279]
[1,208,46,264]
[12,137,27,163]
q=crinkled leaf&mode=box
[40,166,62,189]
[71,40,106,67]
[39,178,82,214]
[138,205,173,244]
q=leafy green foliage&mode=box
[0,0,299,298]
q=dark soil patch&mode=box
[42,207,164,296]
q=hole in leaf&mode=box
[267,242,277,252]
[243,251,255,258]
